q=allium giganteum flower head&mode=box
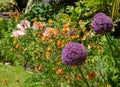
[62,42,87,66]
[92,12,113,34]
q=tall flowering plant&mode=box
[92,12,120,70]
[92,12,120,86]
[62,42,90,87]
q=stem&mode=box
[107,34,120,55]
[105,34,120,71]
[78,66,90,87]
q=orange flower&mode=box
[38,64,42,71]
[35,56,39,59]
[47,29,57,36]
[43,28,57,37]
[24,47,27,51]
[14,15,19,22]
[97,46,103,50]
[32,21,46,30]
[64,23,70,28]
[46,51,50,58]
[2,78,7,84]
[76,75,82,81]
[39,32,43,37]
[70,35,76,39]
[14,9,20,22]
[88,43,94,49]
[66,17,71,21]
[57,61,61,65]
[56,69,63,75]
[9,12,14,18]
[52,67,57,71]
[57,40,62,48]
[79,20,82,25]
[15,9,20,16]
[82,28,86,33]
[32,51,35,55]
[13,38,16,44]
[33,68,38,73]
[65,75,70,84]
[66,75,69,80]
[90,43,94,49]
[46,57,50,61]
[41,36,48,41]
[75,74,82,81]
[75,34,79,39]
[97,46,103,53]
[16,43,19,48]
[47,46,51,51]
[88,71,96,80]
[95,72,100,76]
[48,19,53,26]
[62,28,68,34]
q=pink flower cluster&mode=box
[11,20,57,38]
[11,20,30,38]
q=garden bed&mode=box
[0,0,120,87]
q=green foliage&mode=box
[0,0,120,87]
[25,2,54,21]
[0,0,15,12]
[66,0,112,24]
[0,18,19,64]
[111,0,120,19]
[24,1,67,22]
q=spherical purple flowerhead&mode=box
[62,42,87,66]
[92,12,113,34]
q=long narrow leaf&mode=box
[111,0,120,19]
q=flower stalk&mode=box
[105,33,120,71]
[78,66,90,87]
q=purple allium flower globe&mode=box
[62,42,87,66]
[92,12,113,34]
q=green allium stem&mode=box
[107,34,120,55]
[78,66,90,87]
[105,34,120,71]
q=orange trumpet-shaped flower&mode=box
[38,64,42,71]
[88,71,96,80]
[56,69,63,76]
[46,51,50,58]
[57,40,62,48]
[48,19,53,26]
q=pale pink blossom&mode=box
[11,30,26,38]
[17,20,30,30]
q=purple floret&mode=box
[92,12,113,34]
[62,42,87,66]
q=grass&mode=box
[0,63,31,87]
